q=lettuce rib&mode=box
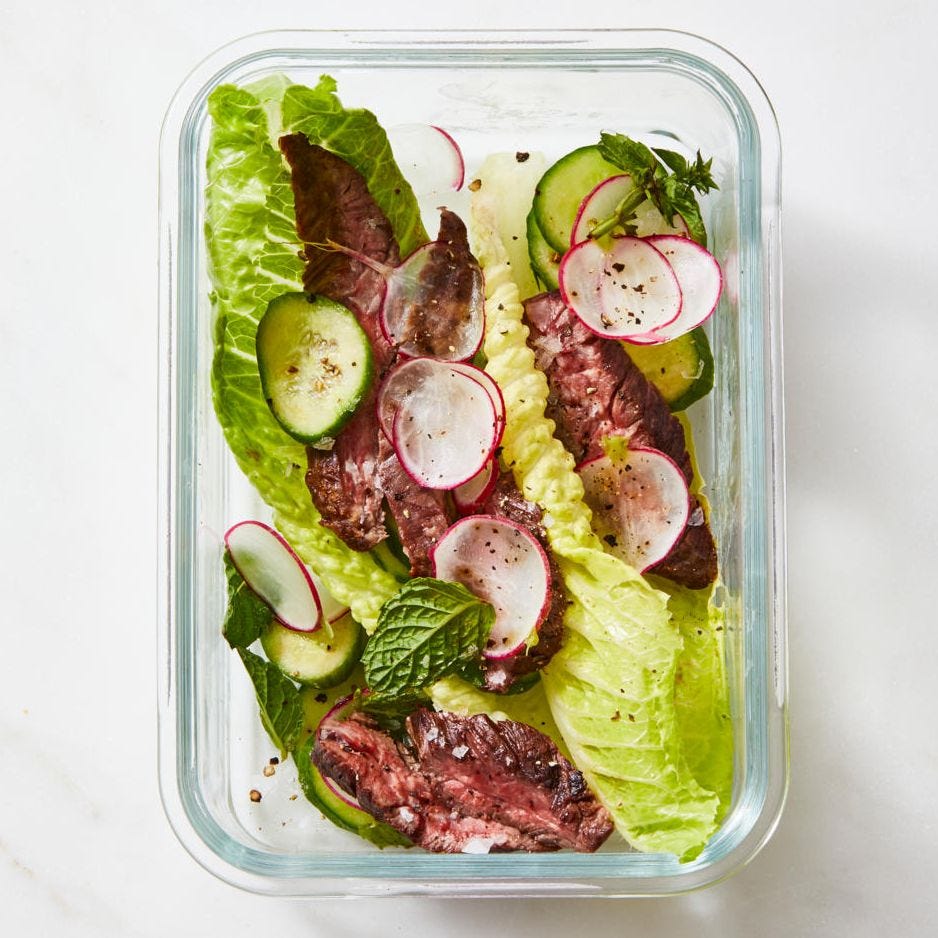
[471,181,720,859]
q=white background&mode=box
[2,1,936,935]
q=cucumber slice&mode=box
[261,612,365,688]
[293,734,411,847]
[623,328,714,412]
[526,209,560,291]
[533,145,622,252]
[256,293,373,444]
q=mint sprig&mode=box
[222,551,273,649]
[594,133,717,246]
[237,648,304,759]
[361,578,494,698]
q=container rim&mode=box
[157,27,787,898]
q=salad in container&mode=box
[158,29,787,898]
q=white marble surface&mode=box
[2,1,937,934]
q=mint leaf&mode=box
[651,146,689,176]
[361,579,494,697]
[222,551,272,649]
[597,133,715,247]
[359,687,431,738]
[597,132,659,187]
[660,176,709,246]
[237,648,304,759]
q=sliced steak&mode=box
[524,291,717,588]
[377,446,456,577]
[280,134,398,364]
[312,709,612,853]
[408,710,612,852]
[280,134,397,550]
[476,474,565,693]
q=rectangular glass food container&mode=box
[157,28,786,898]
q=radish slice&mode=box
[627,235,723,344]
[377,358,504,450]
[430,516,552,660]
[571,174,690,246]
[453,458,499,513]
[224,521,323,632]
[386,124,465,196]
[376,358,442,443]
[559,236,682,340]
[577,447,690,571]
[448,362,506,445]
[308,571,350,625]
[380,240,484,361]
[392,367,499,490]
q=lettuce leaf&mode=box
[205,79,420,630]
[657,580,733,817]
[281,77,427,256]
[470,179,720,859]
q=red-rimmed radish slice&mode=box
[379,241,484,362]
[570,174,690,246]
[577,447,690,571]
[316,694,362,808]
[386,124,465,195]
[452,457,499,513]
[307,571,349,625]
[559,237,682,340]
[447,362,506,445]
[391,367,499,490]
[377,358,504,450]
[377,357,441,443]
[430,516,552,660]
[626,235,723,344]
[224,521,323,632]
[571,174,632,246]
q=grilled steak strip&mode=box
[377,450,455,577]
[408,709,612,852]
[313,709,612,853]
[280,134,397,550]
[524,291,717,588]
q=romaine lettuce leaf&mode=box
[205,81,403,630]
[281,77,428,256]
[470,181,720,859]
[657,580,733,817]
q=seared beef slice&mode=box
[280,134,396,550]
[313,710,612,853]
[524,291,717,588]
